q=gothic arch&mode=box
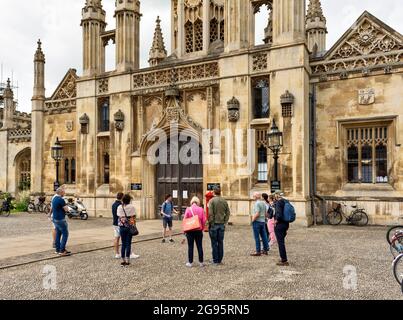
[14,147,31,193]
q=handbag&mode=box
[122,206,139,236]
[182,207,201,233]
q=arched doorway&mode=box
[14,148,31,194]
[155,137,203,217]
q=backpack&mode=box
[283,200,296,223]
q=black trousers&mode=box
[186,230,204,264]
[274,222,290,262]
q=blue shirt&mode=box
[52,196,67,221]
[162,201,174,220]
[112,201,121,226]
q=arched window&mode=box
[253,79,270,119]
[347,146,359,183]
[210,18,219,43]
[253,2,272,46]
[99,99,110,132]
[257,146,268,183]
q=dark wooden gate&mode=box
[156,139,203,218]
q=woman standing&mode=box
[184,197,207,268]
[117,194,137,267]
[263,193,277,247]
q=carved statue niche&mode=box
[79,113,89,134]
[227,97,240,122]
[114,109,125,131]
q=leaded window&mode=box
[257,146,268,183]
[346,126,388,184]
[253,79,270,119]
[99,99,110,132]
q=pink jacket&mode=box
[184,204,207,231]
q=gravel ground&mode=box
[0,213,111,238]
[0,225,401,300]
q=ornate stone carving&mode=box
[252,52,268,72]
[52,69,77,100]
[8,128,32,142]
[114,109,125,131]
[358,88,375,105]
[133,62,219,89]
[227,97,240,122]
[98,79,109,94]
[186,90,207,102]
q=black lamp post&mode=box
[267,120,283,192]
[51,137,63,191]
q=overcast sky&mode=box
[0,0,401,112]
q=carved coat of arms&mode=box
[65,120,74,132]
[358,88,375,105]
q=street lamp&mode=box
[267,119,283,192]
[51,137,64,191]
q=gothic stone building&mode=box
[1,0,402,226]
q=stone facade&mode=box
[1,1,402,226]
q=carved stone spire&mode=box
[306,0,327,54]
[34,39,45,63]
[149,16,167,67]
[306,0,326,23]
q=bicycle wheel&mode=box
[27,203,35,213]
[351,211,369,226]
[43,204,51,215]
[387,226,403,245]
[327,210,342,225]
[393,253,403,286]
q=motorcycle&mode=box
[66,198,89,220]
[0,197,13,217]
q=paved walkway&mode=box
[0,213,181,268]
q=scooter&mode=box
[66,198,89,220]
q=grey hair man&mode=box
[52,187,71,256]
[250,192,270,256]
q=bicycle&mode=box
[27,196,51,215]
[0,197,13,217]
[393,253,403,287]
[387,225,403,245]
[327,203,369,226]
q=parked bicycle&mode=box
[387,225,403,245]
[327,203,369,226]
[27,196,51,215]
[393,253,403,287]
[0,196,13,217]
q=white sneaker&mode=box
[199,262,206,267]
[185,262,193,268]
[130,254,140,259]
[115,254,121,259]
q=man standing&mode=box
[161,194,178,243]
[250,192,270,256]
[274,191,290,266]
[208,187,230,265]
[112,193,124,259]
[52,187,71,256]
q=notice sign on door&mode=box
[183,191,188,199]
[173,190,178,199]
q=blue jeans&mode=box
[252,221,269,253]
[53,219,69,253]
[209,224,225,264]
[120,226,133,259]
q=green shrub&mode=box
[13,191,31,212]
